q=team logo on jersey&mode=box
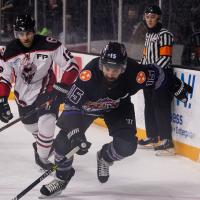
[136,71,146,84]
[21,63,37,84]
[79,70,92,81]
[83,97,120,112]
[20,53,37,84]
[36,54,48,60]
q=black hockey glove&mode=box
[148,65,193,103]
[0,97,13,123]
[37,82,69,109]
[50,82,69,106]
[170,77,193,103]
[146,63,166,89]
[67,130,91,155]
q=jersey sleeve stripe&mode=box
[0,77,12,88]
[160,46,173,56]
[143,47,147,56]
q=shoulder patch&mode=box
[32,35,61,51]
[79,70,92,81]
[136,71,146,84]
[46,36,58,44]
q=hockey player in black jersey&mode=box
[0,14,80,170]
[39,42,192,197]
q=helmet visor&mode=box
[14,30,34,39]
[100,59,126,72]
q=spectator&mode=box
[122,5,140,42]
[59,14,81,44]
[123,4,147,44]
[181,4,200,67]
[1,0,32,37]
[45,0,62,37]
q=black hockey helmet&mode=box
[99,42,127,72]
[14,14,35,32]
[144,5,162,15]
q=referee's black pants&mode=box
[143,87,173,140]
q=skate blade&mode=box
[38,191,62,199]
[138,144,158,150]
[155,148,175,156]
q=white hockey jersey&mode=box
[0,35,79,106]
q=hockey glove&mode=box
[170,77,193,103]
[67,130,91,155]
[37,82,69,109]
[50,82,69,106]
[0,97,13,123]
[145,64,165,89]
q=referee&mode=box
[138,5,174,155]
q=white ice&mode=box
[0,101,200,200]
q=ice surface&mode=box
[0,102,200,200]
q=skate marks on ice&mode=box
[1,181,200,200]
[39,184,200,200]
[38,154,200,200]
[1,103,200,199]
[1,130,200,200]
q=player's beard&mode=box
[102,76,120,90]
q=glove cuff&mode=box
[53,83,68,95]
[0,97,8,103]
[174,81,184,97]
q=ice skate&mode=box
[97,150,113,183]
[138,137,159,149]
[32,142,54,171]
[155,139,175,156]
[40,168,75,198]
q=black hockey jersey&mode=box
[65,57,160,116]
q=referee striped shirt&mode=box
[141,28,174,69]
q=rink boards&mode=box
[5,51,200,162]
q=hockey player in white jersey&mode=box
[0,14,80,170]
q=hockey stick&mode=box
[0,85,68,133]
[11,145,81,200]
[0,105,44,133]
